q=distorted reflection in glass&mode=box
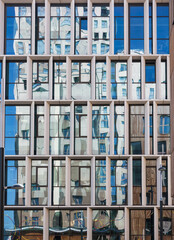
[145,62,156,99]
[34,105,44,155]
[111,61,127,99]
[52,160,65,205]
[95,61,106,99]
[161,60,167,99]
[36,6,45,54]
[74,105,87,155]
[132,61,141,99]
[6,61,27,100]
[32,61,49,100]
[72,62,91,100]
[95,160,106,205]
[92,5,110,54]
[92,106,110,155]
[6,6,31,55]
[114,105,124,154]
[75,5,88,55]
[5,106,30,155]
[162,159,168,205]
[5,160,25,205]
[31,160,48,205]
[51,5,71,55]
[111,160,127,205]
[114,4,124,54]
[50,105,70,155]
[54,61,66,100]
[71,160,91,205]
[133,159,142,205]
[146,160,157,205]
[130,105,145,154]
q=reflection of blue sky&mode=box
[7,62,18,99]
[6,7,16,54]
[4,210,15,230]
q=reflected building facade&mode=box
[1,0,173,239]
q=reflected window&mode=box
[49,105,70,155]
[146,160,157,205]
[129,4,144,54]
[162,159,168,205]
[6,61,27,100]
[52,160,65,205]
[34,105,44,155]
[32,61,49,100]
[53,61,66,99]
[5,105,30,155]
[5,5,31,55]
[145,62,156,99]
[95,61,106,99]
[111,61,127,99]
[92,5,110,54]
[31,160,48,206]
[75,5,88,55]
[95,160,106,205]
[72,61,91,100]
[133,159,141,205]
[74,105,87,155]
[157,4,169,54]
[111,160,127,205]
[36,5,45,54]
[161,60,167,99]
[132,61,141,99]
[158,209,174,237]
[93,210,125,238]
[114,4,124,54]
[130,105,145,154]
[114,105,124,154]
[71,160,91,205]
[92,106,110,155]
[51,5,71,55]
[5,160,25,205]
[157,105,170,154]
[149,4,153,53]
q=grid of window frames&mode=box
[53,61,66,100]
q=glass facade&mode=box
[36,5,45,54]
[114,4,124,54]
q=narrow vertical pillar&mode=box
[25,156,31,206]
[141,56,145,99]
[110,0,114,55]
[128,56,132,99]
[66,56,71,100]
[106,157,111,206]
[49,56,53,100]
[124,0,128,54]
[87,101,92,155]
[145,101,149,154]
[32,0,36,55]
[45,0,50,55]
[124,101,129,155]
[157,156,162,205]
[70,0,75,55]
[70,101,74,155]
[128,156,133,206]
[142,156,146,206]
[153,101,157,155]
[65,157,71,206]
[0,0,4,54]
[43,207,49,240]
[91,56,95,100]
[44,101,49,155]
[48,157,52,206]
[87,208,92,240]
[152,0,157,54]
[107,57,111,99]
[27,57,32,100]
[156,56,161,99]
[144,0,149,54]
[110,102,114,155]
[91,156,95,206]
[88,0,92,55]
[30,102,35,155]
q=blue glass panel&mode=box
[145,64,155,83]
[7,7,16,17]
[6,18,19,39]
[114,6,124,16]
[149,39,152,54]
[130,40,144,53]
[157,17,169,39]
[81,18,87,31]
[114,40,124,54]
[115,18,124,39]
[149,18,152,38]
[130,17,144,39]
[157,40,169,54]
[130,6,144,17]
[6,40,15,55]
[5,115,18,137]
[5,138,16,155]
[157,5,169,16]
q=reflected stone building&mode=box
[0,0,173,239]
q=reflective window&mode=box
[158,209,174,237]
[4,210,43,238]
[150,105,153,154]
[133,159,142,205]
[129,4,144,54]
[6,61,27,100]
[95,61,106,99]
[31,160,48,205]
[132,61,141,99]
[72,61,91,100]
[92,106,110,155]
[52,160,65,205]
[74,105,87,155]
[53,61,66,99]
[149,4,153,54]
[92,5,110,54]
[157,4,169,54]
[95,160,106,205]
[145,62,156,99]
[5,160,25,205]
[50,105,70,155]
[49,210,87,239]
[75,5,88,55]
[130,105,145,154]
[51,5,71,55]
[114,4,124,54]
[111,160,127,205]
[114,105,124,154]
[71,160,91,205]
[32,61,49,100]
[36,5,45,54]
[161,60,167,99]
[34,105,44,155]
[111,61,127,99]
[157,105,170,154]
[162,159,168,205]
[5,5,31,55]
[0,62,2,97]
[146,160,157,205]
[130,210,154,239]
[93,210,125,239]
[5,105,30,155]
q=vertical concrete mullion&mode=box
[91,56,95,100]
[156,56,161,99]
[44,101,49,155]
[106,157,111,206]
[145,101,149,154]
[88,0,92,55]
[167,56,170,99]
[124,0,128,54]
[142,156,146,206]
[128,156,133,206]
[110,0,114,55]
[125,207,129,239]
[87,101,92,155]
[30,102,35,155]
[49,56,53,100]
[110,102,114,155]
[43,207,49,240]
[128,56,132,100]
[25,156,31,206]
[154,207,158,239]
[157,156,162,205]
[0,0,4,54]
[167,156,172,205]
[70,101,74,155]
[141,56,145,99]
[70,0,75,55]
[106,56,111,99]
[124,101,129,155]
[65,156,71,206]
[45,0,50,55]
[91,156,95,206]
[32,0,36,55]
[48,156,52,206]
[144,0,149,54]
[87,208,92,240]
[67,56,71,100]
[27,57,32,100]
[152,0,157,54]
[153,101,157,155]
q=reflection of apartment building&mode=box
[1,0,174,239]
